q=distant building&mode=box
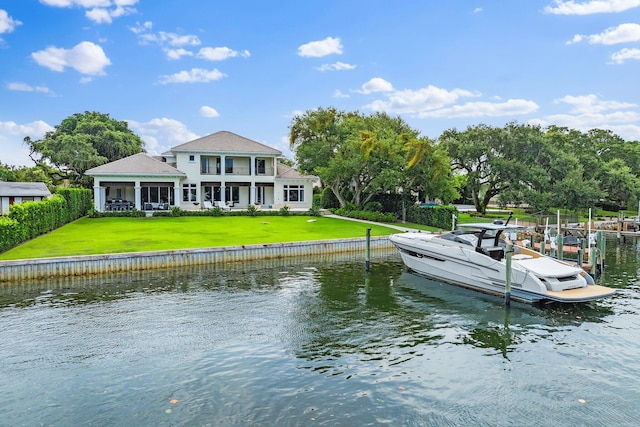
[86,130,318,212]
[0,182,52,215]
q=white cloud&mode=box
[568,23,640,45]
[165,48,193,60]
[40,0,137,23]
[297,36,343,57]
[40,0,111,6]
[200,106,220,118]
[0,9,22,34]
[316,62,356,71]
[611,47,640,63]
[31,41,111,75]
[130,20,152,34]
[131,23,251,64]
[531,94,640,141]
[358,77,394,94]
[333,89,350,98]
[139,31,200,47]
[127,117,199,155]
[132,24,199,46]
[197,47,251,61]
[473,7,483,13]
[363,84,477,112]
[0,120,54,166]
[158,68,226,84]
[533,111,640,140]
[544,0,640,15]
[419,99,539,118]
[358,80,538,120]
[6,82,52,94]
[85,7,112,24]
[554,94,637,113]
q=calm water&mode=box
[1,239,640,426]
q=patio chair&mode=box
[203,200,214,210]
[215,201,231,211]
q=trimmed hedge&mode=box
[93,206,315,218]
[91,209,147,218]
[407,205,457,230]
[57,187,94,220]
[331,207,398,223]
[0,187,93,253]
[161,207,309,217]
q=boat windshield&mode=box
[447,226,510,248]
[441,231,479,246]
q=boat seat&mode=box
[512,254,533,260]
[482,246,504,260]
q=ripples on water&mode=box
[1,240,640,426]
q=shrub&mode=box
[56,187,93,220]
[280,205,290,216]
[363,201,383,212]
[246,205,258,216]
[308,194,322,216]
[332,207,397,222]
[407,205,457,229]
[320,187,340,209]
[0,216,23,253]
[91,209,146,218]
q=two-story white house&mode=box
[86,131,318,212]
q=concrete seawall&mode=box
[0,236,397,283]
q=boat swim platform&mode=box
[545,284,616,303]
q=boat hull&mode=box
[391,232,615,304]
[396,250,547,303]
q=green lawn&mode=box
[0,216,400,260]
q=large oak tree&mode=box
[25,111,145,187]
[289,107,456,209]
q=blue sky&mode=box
[1,0,640,167]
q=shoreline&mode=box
[0,236,396,283]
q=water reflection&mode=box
[2,240,640,426]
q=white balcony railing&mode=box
[200,166,274,176]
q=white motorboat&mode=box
[389,222,616,303]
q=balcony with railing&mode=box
[200,156,274,177]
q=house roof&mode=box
[0,182,51,197]
[85,153,186,176]
[169,131,282,156]
[276,163,318,181]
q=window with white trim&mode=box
[182,183,197,202]
[283,185,304,202]
[225,186,240,204]
[256,159,266,175]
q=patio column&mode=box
[250,155,255,176]
[173,183,180,208]
[250,185,256,205]
[134,181,142,210]
[93,182,102,212]
[221,184,226,203]
[221,155,226,177]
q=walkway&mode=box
[323,214,422,233]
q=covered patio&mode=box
[86,153,186,212]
